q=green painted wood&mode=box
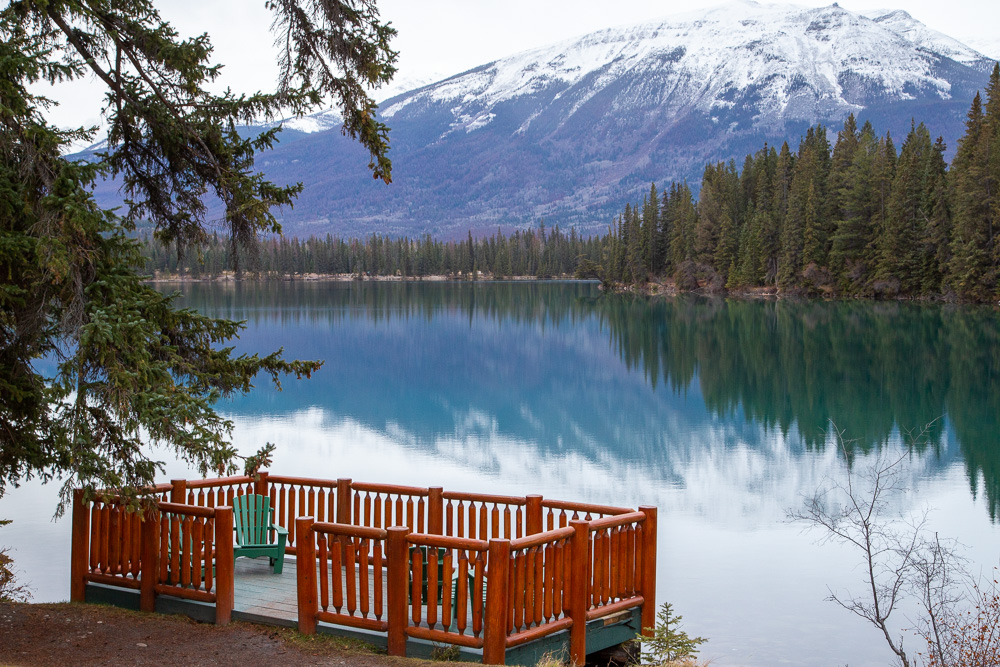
[232,494,288,574]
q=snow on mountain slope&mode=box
[963,36,1000,61]
[269,74,445,135]
[862,8,988,66]
[382,0,992,137]
[84,2,995,237]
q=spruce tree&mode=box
[695,163,725,266]
[830,121,879,290]
[922,137,952,292]
[948,91,992,299]
[770,142,795,285]
[0,0,394,503]
[877,122,933,294]
[984,64,1000,287]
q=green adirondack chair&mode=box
[232,494,288,574]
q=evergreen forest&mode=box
[141,66,1000,303]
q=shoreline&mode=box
[145,272,581,283]
[600,279,1000,307]
[144,272,999,307]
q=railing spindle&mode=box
[359,537,370,618]
[374,540,384,620]
[319,535,329,611]
[411,548,422,625]
[345,538,357,615]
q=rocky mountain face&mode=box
[91,2,997,238]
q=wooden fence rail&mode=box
[71,491,235,625]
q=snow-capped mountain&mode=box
[963,36,1000,61]
[267,74,445,135]
[384,2,987,135]
[88,2,997,238]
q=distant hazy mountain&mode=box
[87,1,996,238]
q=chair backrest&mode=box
[233,493,271,546]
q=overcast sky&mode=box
[41,0,1000,133]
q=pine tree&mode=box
[877,122,933,294]
[830,121,878,289]
[984,64,1000,288]
[948,91,993,299]
[923,137,952,292]
[695,163,724,266]
[669,183,697,270]
[770,142,795,285]
[0,0,394,502]
[800,126,833,269]
[642,183,660,274]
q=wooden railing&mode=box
[405,532,491,651]
[76,493,143,592]
[585,511,650,621]
[443,491,529,541]
[70,490,235,625]
[71,474,657,664]
[295,506,657,665]
[296,519,389,634]
[504,527,575,650]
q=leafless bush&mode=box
[787,422,1000,667]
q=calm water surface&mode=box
[5,281,1000,667]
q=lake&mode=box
[5,280,1000,666]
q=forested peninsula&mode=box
[142,66,1000,303]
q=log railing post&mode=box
[139,505,160,612]
[639,506,658,636]
[386,526,411,657]
[336,478,352,525]
[568,519,590,665]
[70,489,90,602]
[214,507,235,625]
[483,538,512,665]
[428,487,444,535]
[296,517,317,635]
[254,470,269,497]
[170,478,187,505]
[525,495,543,535]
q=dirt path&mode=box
[0,602,467,667]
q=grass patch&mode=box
[268,625,385,655]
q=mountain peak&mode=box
[383,1,990,138]
[84,4,994,238]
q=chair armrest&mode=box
[272,524,288,536]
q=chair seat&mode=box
[232,494,287,574]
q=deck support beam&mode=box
[170,478,187,505]
[386,526,411,656]
[428,487,444,534]
[336,479,352,524]
[70,489,90,603]
[526,495,543,535]
[638,506,657,636]
[139,506,159,611]
[254,471,269,497]
[296,516,317,634]
[215,507,235,625]
[483,538,512,665]
[569,519,590,665]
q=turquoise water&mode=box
[5,281,1000,666]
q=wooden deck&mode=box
[87,555,641,664]
[233,557,301,624]
[72,473,655,665]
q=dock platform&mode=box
[71,473,655,665]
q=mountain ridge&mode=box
[87,2,996,238]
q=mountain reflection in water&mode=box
[177,280,999,520]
